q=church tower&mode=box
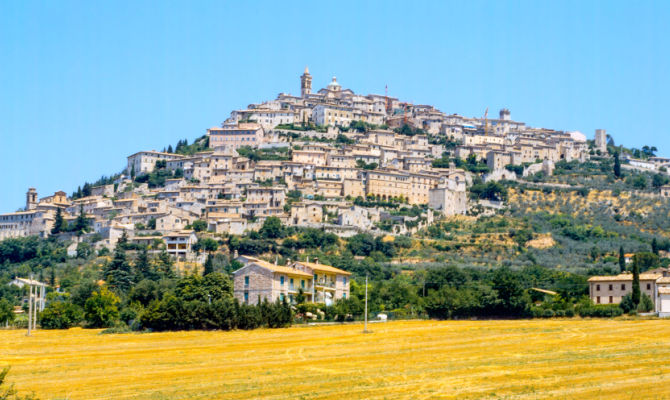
[26,188,37,211]
[300,66,312,97]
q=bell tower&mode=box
[26,188,37,211]
[300,66,312,97]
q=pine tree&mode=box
[134,247,153,281]
[51,208,66,234]
[167,145,173,153]
[104,245,134,293]
[632,256,641,307]
[619,246,626,272]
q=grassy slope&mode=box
[3,320,670,399]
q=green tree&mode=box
[613,150,621,178]
[260,216,284,239]
[73,205,90,235]
[84,287,120,328]
[76,242,92,259]
[196,238,219,253]
[295,288,306,304]
[652,238,659,255]
[652,173,669,188]
[631,258,641,308]
[156,250,175,279]
[191,220,207,232]
[104,245,134,293]
[51,208,67,234]
[619,246,626,272]
[39,301,83,329]
[134,247,156,281]
[633,252,659,272]
[0,299,14,326]
[638,293,654,312]
[203,255,215,276]
[492,267,529,316]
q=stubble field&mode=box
[2,319,670,399]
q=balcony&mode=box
[287,284,313,293]
[314,280,336,289]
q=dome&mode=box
[568,131,587,142]
[327,76,341,90]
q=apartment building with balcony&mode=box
[233,256,314,305]
[293,259,351,305]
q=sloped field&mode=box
[2,319,670,399]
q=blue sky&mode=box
[1,1,669,212]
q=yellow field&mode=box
[2,319,670,399]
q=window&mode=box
[596,284,600,291]
[343,293,347,299]
[280,293,285,301]
[280,276,285,285]
[609,296,613,304]
[621,284,626,290]
[609,284,613,291]
[301,280,305,289]
[647,283,651,290]
[244,276,249,286]
[244,292,249,304]
[596,296,600,304]
[343,277,347,285]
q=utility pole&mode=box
[26,275,33,336]
[363,274,369,333]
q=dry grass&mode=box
[3,319,670,399]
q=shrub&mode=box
[39,301,84,329]
[577,304,623,318]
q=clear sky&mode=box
[1,1,669,212]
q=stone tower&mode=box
[300,66,312,97]
[595,129,607,153]
[26,188,37,211]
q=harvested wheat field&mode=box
[2,319,670,399]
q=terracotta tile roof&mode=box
[588,273,662,282]
[295,261,351,276]
[244,257,312,278]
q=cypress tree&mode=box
[614,149,621,178]
[167,145,173,153]
[203,255,214,276]
[652,238,659,255]
[74,205,89,235]
[619,246,626,272]
[51,208,66,234]
[632,256,641,307]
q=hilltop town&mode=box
[4,69,670,320]
[1,68,607,248]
